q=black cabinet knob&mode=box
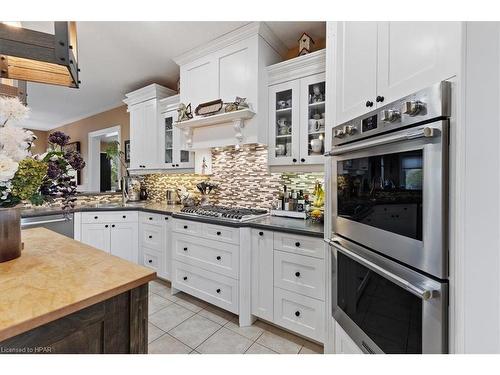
[165,217,169,220]
[122,215,126,218]
[148,260,152,263]
[295,271,301,277]
[105,225,109,228]
[176,164,179,167]
[94,216,98,219]
[295,311,300,317]
[111,224,115,228]
[300,158,305,163]
[216,288,221,293]
[183,247,188,251]
[149,217,153,220]
[376,95,385,103]
[366,101,374,107]
[172,164,175,167]
[295,242,300,247]
[183,276,188,281]
[216,256,221,260]
[184,225,188,229]
[259,231,264,236]
[148,235,152,239]
[292,158,297,163]
[216,231,221,236]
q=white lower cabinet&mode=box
[250,229,326,343]
[80,211,138,263]
[172,260,239,314]
[274,288,325,342]
[139,212,171,280]
[251,229,274,321]
[334,321,363,354]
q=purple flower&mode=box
[48,131,70,147]
[64,150,85,171]
[47,161,62,179]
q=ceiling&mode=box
[18,21,325,130]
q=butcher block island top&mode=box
[0,228,156,344]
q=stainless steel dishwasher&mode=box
[21,213,74,238]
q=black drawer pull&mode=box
[149,217,153,220]
[295,242,300,247]
[183,247,188,251]
[183,225,188,229]
[148,235,152,239]
[295,271,300,277]
[111,224,115,228]
[148,259,153,264]
[165,217,169,220]
[295,311,300,317]
[94,216,98,219]
[122,215,126,218]
[183,276,188,281]
[300,158,305,163]
[105,225,109,228]
[216,256,221,260]
[259,231,264,236]
[216,231,221,236]
[216,288,221,294]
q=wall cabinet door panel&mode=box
[219,47,250,102]
[182,60,218,108]
[377,21,460,103]
[336,22,378,124]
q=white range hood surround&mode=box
[175,108,256,149]
[173,22,285,149]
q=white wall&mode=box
[461,21,500,353]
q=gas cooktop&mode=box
[179,205,268,222]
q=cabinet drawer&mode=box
[274,288,325,342]
[82,211,138,224]
[141,223,164,250]
[172,233,239,278]
[143,248,163,273]
[172,261,239,314]
[273,232,324,259]
[202,223,240,244]
[172,218,202,236]
[140,212,170,224]
[274,250,325,300]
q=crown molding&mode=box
[123,83,177,106]
[267,49,326,85]
[158,94,180,112]
[173,22,287,66]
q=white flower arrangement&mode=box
[0,96,35,184]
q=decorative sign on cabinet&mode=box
[267,49,327,166]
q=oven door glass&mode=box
[337,150,423,240]
[337,252,422,353]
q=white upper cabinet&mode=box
[158,95,194,170]
[333,21,461,125]
[376,21,461,104]
[335,22,378,125]
[124,84,177,171]
[267,50,326,166]
[174,22,285,149]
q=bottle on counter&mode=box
[291,190,297,211]
[297,190,305,212]
[284,188,290,211]
[304,193,310,213]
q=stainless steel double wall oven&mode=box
[327,82,450,354]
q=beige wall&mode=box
[50,105,130,188]
[29,129,49,155]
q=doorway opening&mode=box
[88,126,121,192]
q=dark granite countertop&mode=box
[21,203,324,237]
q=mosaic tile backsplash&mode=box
[143,144,324,209]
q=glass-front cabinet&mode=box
[160,109,194,170]
[268,71,326,166]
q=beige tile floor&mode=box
[147,279,324,354]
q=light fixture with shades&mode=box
[0,21,80,88]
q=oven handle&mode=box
[328,239,435,300]
[325,126,439,156]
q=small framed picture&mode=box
[124,140,130,163]
[66,141,81,185]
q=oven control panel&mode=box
[332,81,450,146]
